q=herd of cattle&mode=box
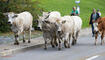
[3,11,105,50]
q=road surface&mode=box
[1,35,105,60]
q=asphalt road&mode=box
[1,34,105,60]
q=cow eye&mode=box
[12,15,18,18]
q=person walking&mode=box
[97,9,101,17]
[89,8,100,37]
[70,6,79,16]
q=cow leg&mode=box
[14,34,19,45]
[44,38,47,50]
[75,31,80,44]
[64,40,68,48]
[95,32,98,45]
[23,31,25,43]
[54,36,58,46]
[64,33,69,48]
[58,38,61,50]
[68,34,71,48]
[72,33,76,45]
[76,31,79,39]
[51,38,55,48]
[28,27,31,43]
[101,31,104,45]
[51,40,54,48]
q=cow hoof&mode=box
[94,43,96,45]
[56,43,58,46]
[64,41,68,48]
[72,41,75,45]
[23,40,25,43]
[72,43,74,45]
[64,43,68,48]
[54,42,58,46]
[14,42,19,45]
[68,45,70,48]
[74,41,77,45]
[72,40,77,45]
[101,43,103,45]
[44,48,47,50]
[58,48,61,51]
[14,43,17,45]
[52,45,55,48]
[64,45,68,48]
[28,41,31,43]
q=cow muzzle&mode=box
[8,21,11,24]
[58,31,61,34]
[37,27,42,31]
[8,21,12,26]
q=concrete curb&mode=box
[0,43,44,57]
[0,28,91,57]
[0,37,44,57]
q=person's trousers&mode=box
[91,24,94,35]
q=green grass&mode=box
[0,31,42,39]
[33,0,105,28]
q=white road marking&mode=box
[86,55,100,60]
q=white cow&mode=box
[71,16,82,45]
[43,11,61,20]
[55,16,82,49]
[37,11,61,29]
[55,16,74,49]
[3,11,33,45]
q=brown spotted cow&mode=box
[94,17,105,45]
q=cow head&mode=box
[42,12,51,20]
[94,17,103,33]
[55,19,66,34]
[93,23,99,33]
[42,12,50,17]
[37,16,45,30]
[3,12,18,25]
[37,12,50,30]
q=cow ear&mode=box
[48,12,51,14]
[62,20,66,24]
[43,12,48,16]
[43,12,46,15]
[13,14,18,18]
[34,19,38,23]
[38,15,41,18]
[42,21,45,23]
[38,15,42,19]
[3,13,8,16]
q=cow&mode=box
[71,16,82,45]
[55,16,74,49]
[41,21,58,50]
[37,11,61,30]
[3,11,33,45]
[42,11,61,20]
[55,16,82,49]
[94,17,105,45]
[37,11,61,49]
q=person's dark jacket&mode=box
[89,13,100,24]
